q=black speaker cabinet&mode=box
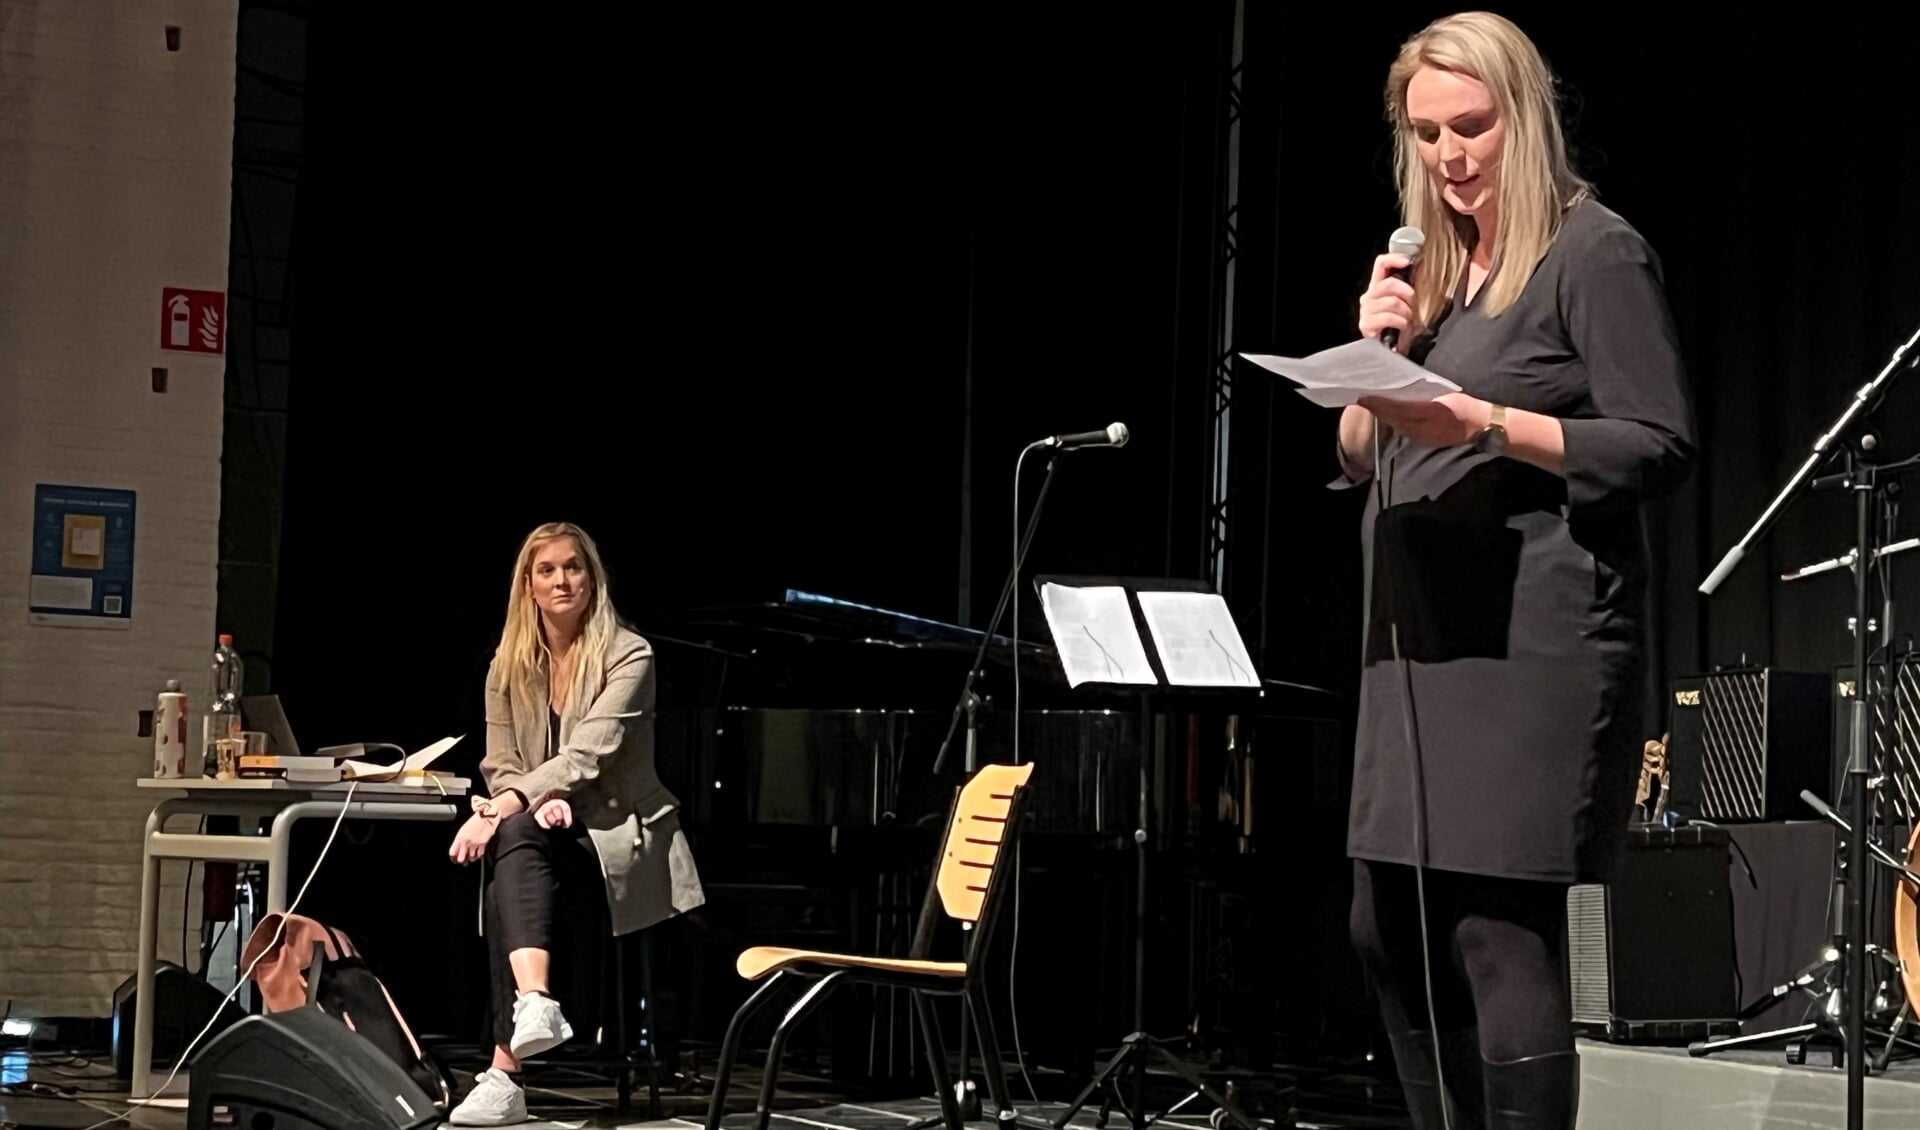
[187,1006,440,1130]
[1835,660,1920,820]
[111,961,243,1079]
[1568,825,1739,1043]
[1667,668,1831,822]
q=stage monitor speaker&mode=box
[1666,668,1830,822]
[1568,825,1740,1043]
[187,1005,441,1130]
[111,961,243,1079]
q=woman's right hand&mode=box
[1358,253,1419,355]
[448,813,497,865]
[533,797,573,830]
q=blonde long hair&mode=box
[494,521,620,717]
[1386,11,1590,328]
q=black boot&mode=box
[1386,1028,1485,1130]
[1483,1050,1578,1130]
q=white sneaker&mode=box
[449,1068,527,1126]
[508,990,573,1061]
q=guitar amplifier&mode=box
[1567,825,1739,1043]
[1666,668,1831,822]
[1834,659,1920,820]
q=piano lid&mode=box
[673,590,1048,657]
[647,589,1343,711]
[647,589,1063,711]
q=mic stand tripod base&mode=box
[1051,1033,1271,1130]
[1684,944,1857,1065]
[1689,951,1920,1067]
[1690,1019,1848,1068]
[1691,1017,1920,1069]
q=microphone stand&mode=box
[1799,788,1920,889]
[1692,322,1920,1130]
[919,442,1060,1130]
[932,444,1060,778]
[1796,787,1920,1070]
[1698,320,1920,596]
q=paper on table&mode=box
[1136,591,1260,688]
[1240,339,1462,408]
[339,734,464,782]
[1038,583,1158,688]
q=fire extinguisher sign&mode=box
[160,287,226,355]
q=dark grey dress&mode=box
[1344,198,1696,885]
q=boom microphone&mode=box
[1042,422,1129,450]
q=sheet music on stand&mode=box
[1037,583,1157,687]
[1027,574,1266,1130]
[1035,578,1260,690]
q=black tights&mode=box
[483,811,605,1050]
[1349,859,1577,1130]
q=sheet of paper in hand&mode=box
[1239,340,1462,408]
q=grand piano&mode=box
[643,590,1352,1084]
[655,589,1149,836]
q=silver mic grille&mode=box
[1388,225,1427,262]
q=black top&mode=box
[1345,198,1696,885]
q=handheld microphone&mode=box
[1042,422,1129,450]
[1379,225,1426,352]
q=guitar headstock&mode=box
[1636,733,1671,819]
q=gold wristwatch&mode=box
[1473,403,1509,455]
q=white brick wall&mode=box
[0,1,237,1018]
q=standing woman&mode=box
[1340,12,1695,1129]
[447,521,706,1126]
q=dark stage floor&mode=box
[11,1037,1920,1129]
[0,1040,1405,1130]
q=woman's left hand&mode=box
[533,797,573,830]
[1357,393,1489,448]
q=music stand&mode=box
[1029,574,1265,1130]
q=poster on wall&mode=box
[29,484,136,629]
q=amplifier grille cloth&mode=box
[1861,659,1920,821]
[1699,671,1767,820]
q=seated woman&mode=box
[447,521,705,1126]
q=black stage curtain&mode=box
[266,2,1920,1054]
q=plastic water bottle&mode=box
[204,633,244,774]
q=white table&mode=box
[130,776,469,1098]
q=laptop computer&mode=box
[240,694,302,758]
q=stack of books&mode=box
[237,755,342,783]
[234,735,464,785]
